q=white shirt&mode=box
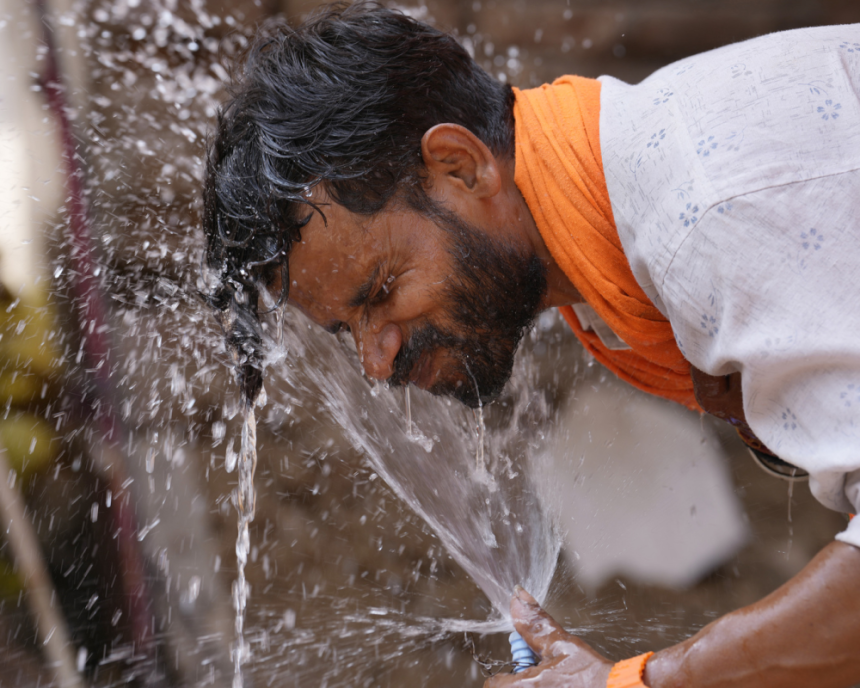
[599,24,860,548]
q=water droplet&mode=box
[76,647,87,672]
[212,420,226,445]
[225,438,237,473]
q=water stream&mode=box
[232,401,259,688]
[474,407,487,478]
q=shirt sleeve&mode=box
[836,471,860,549]
[659,170,860,546]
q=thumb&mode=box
[510,586,569,660]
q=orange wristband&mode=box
[606,652,654,688]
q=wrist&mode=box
[607,652,654,688]
[642,647,686,688]
[642,652,659,687]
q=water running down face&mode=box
[282,193,547,408]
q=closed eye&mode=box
[381,274,395,295]
[349,263,382,309]
[367,275,396,308]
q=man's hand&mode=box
[485,541,860,688]
[484,587,612,687]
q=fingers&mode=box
[483,671,514,688]
[510,586,571,659]
[483,663,544,688]
[486,588,611,687]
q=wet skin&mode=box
[281,123,860,688]
[284,124,580,394]
[286,194,465,391]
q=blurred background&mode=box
[0,1,857,687]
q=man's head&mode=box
[204,1,547,407]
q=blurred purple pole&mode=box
[35,0,166,677]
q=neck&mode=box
[499,156,584,310]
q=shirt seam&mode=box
[659,164,860,290]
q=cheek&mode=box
[385,283,447,324]
[289,287,341,324]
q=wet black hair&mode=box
[202,1,515,401]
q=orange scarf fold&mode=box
[513,76,701,411]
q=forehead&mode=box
[288,191,446,269]
[284,190,451,316]
[285,200,379,308]
[291,200,382,273]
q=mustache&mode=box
[386,323,506,409]
[387,323,456,388]
[381,201,548,408]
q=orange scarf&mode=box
[513,76,701,412]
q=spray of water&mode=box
[474,407,487,478]
[4,1,566,684]
[218,305,560,687]
[261,309,561,622]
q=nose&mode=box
[355,321,402,380]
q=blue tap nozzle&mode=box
[508,630,538,673]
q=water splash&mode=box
[405,386,435,452]
[264,308,561,621]
[464,363,488,478]
[3,1,562,683]
[405,386,413,437]
[474,407,487,477]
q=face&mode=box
[283,191,546,407]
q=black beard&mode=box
[388,205,547,408]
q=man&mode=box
[203,3,860,687]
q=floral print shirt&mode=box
[599,24,860,548]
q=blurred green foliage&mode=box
[0,288,64,476]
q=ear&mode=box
[420,123,502,198]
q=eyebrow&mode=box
[348,261,382,309]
